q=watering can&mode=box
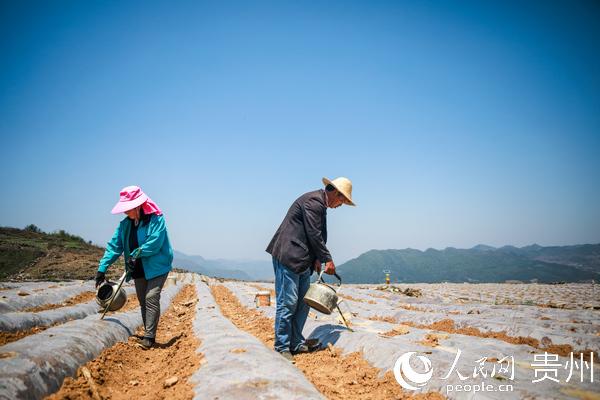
[96,272,128,318]
[304,270,352,330]
[304,270,342,314]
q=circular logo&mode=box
[393,352,433,391]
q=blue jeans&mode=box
[272,257,311,353]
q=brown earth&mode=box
[367,292,392,300]
[0,226,124,281]
[379,324,411,338]
[24,291,97,312]
[417,333,450,348]
[46,284,202,400]
[376,286,422,298]
[398,318,596,362]
[0,325,57,346]
[399,304,429,312]
[23,246,124,281]
[210,285,444,400]
[0,293,140,347]
[211,285,275,348]
[338,293,377,304]
[368,315,396,324]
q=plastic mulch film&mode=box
[0,287,136,332]
[0,283,182,400]
[0,281,95,313]
[190,282,324,399]
[229,281,600,400]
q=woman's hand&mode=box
[95,272,106,288]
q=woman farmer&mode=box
[96,186,173,349]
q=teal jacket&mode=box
[98,214,173,280]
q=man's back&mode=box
[266,189,331,273]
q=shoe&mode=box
[137,337,155,350]
[278,351,295,363]
[291,341,320,355]
[305,338,321,351]
[291,344,310,355]
[132,335,145,343]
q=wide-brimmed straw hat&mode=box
[111,186,149,214]
[322,177,356,206]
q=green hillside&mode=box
[0,225,122,281]
[338,245,600,284]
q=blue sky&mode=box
[1,0,599,262]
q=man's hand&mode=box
[314,259,322,274]
[95,272,106,288]
[324,260,336,275]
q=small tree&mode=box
[52,229,85,243]
[24,224,42,233]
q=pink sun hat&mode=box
[111,186,162,215]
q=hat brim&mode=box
[111,194,148,214]
[322,177,356,206]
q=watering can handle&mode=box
[100,271,127,320]
[317,269,342,287]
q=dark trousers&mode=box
[134,273,168,339]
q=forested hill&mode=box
[337,244,600,284]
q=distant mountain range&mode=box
[337,244,600,284]
[172,251,272,281]
[174,243,600,284]
[7,225,597,284]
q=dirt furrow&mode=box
[46,284,202,400]
[210,284,444,400]
[1,294,140,347]
[24,291,96,312]
[0,324,57,346]
[380,318,597,362]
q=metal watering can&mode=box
[96,272,128,318]
[304,270,342,314]
[304,270,352,330]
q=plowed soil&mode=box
[338,293,376,304]
[210,285,444,400]
[24,291,96,312]
[0,325,57,346]
[46,284,202,400]
[0,294,140,347]
[399,318,596,362]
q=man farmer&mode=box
[266,177,355,361]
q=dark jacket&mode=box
[266,189,332,273]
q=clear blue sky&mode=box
[1,0,599,262]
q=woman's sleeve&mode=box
[98,224,124,273]
[131,215,167,258]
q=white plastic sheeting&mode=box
[335,287,600,357]
[226,281,600,360]
[0,281,81,293]
[0,283,182,400]
[0,287,136,332]
[0,281,95,313]
[190,282,324,400]
[225,281,600,400]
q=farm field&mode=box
[1,274,599,399]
